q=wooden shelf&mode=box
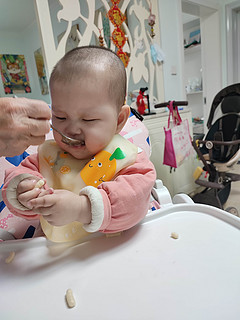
[186,90,203,95]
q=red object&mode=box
[136,90,147,115]
[107,0,129,67]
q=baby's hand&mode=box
[17,178,46,209]
[29,190,91,226]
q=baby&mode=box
[2,46,156,242]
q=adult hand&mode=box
[0,97,51,157]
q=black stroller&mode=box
[192,83,240,213]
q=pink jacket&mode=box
[2,151,156,234]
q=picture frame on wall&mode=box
[34,48,49,95]
[0,54,31,94]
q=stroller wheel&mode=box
[225,206,239,217]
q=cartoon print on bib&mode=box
[81,147,126,187]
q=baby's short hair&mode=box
[50,46,127,109]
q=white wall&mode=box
[158,0,185,101]
[0,21,50,103]
[218,0,240,86]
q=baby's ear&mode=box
[116,105,130,133]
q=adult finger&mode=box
[3,99,51,136]
[0,132,47,156]
[25,134,47,146]
[0,141,29,157]
[25,118,51,136]
[17,97,51,120]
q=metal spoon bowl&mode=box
[49,120,82,146]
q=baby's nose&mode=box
[66,122,82,136]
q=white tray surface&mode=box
[0,204,240,320]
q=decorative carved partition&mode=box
[35,0,164,105]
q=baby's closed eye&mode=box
[82,118,98,122]
[55,116,66,121]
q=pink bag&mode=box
[163,101,193,168]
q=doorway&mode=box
[226,1,240,84]
[181,0,222,134]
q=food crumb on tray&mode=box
[170,232,179,239]
[66,289,76,308]
[5,251,16,264]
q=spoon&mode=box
[49,120,82,146]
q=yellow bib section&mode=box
[38,134,138,242]
[39,216,89,242]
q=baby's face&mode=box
[50,75,120,160]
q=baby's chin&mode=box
[57,139,104,160]
[66,147,95,160]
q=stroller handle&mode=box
[154,100,188,108]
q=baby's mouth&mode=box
[60,133,85,146]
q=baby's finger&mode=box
[28,193,56,209]
[34,179,45,189]
[18,188,42,208]
[17,179,37,194]
[37,188,54,198]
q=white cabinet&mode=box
[143,111,197,197]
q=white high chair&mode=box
[0,179,240,320]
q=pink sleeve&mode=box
[3,154,42,182]
[2,154,44,219]
[97,151,156,233]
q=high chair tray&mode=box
[0,203,240,320]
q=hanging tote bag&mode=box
[163,101,193,168]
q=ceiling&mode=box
[182,12,198,25]
[0,0,36,32]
